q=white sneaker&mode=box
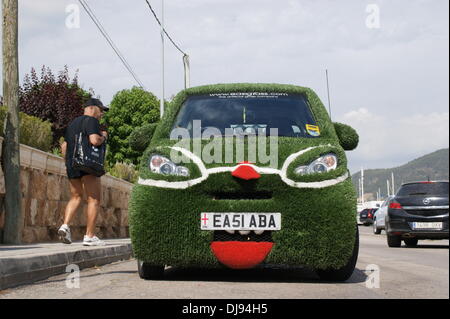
[58,224,72,244]
[83,235,106,246]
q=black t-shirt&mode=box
[64,115,102,165]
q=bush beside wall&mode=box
[0,106,53,152]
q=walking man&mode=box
[58,98,108,246]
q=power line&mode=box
[78,0,146,89]
[144,0,187,57]
[78,0,145,88]
[79,0,145,89]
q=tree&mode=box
[19,65,92,148]
[103,86,160,166]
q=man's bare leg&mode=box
[63,178,84,225]
[58,178,83,243]
[82,175,101,238]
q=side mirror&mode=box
[333,122,359,151]
[129,123,158,152]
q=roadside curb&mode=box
[0,240,133,291]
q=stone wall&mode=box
[0,137,132,243]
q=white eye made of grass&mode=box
[294,153,338,176]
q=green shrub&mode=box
[0,106,53,152]
[128,123,158,153]
[103,86,160,166]
[108,162,139,183]
[51,148,63,157]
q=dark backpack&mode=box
[72,117,106,177]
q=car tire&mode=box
[137,260,165,280]
[387,234,402,248]
[373,219,382,235]
[404,238,418,247]
[316,226,359,282]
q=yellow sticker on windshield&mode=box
[306,124,320,137]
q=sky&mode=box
[0,0,449,173]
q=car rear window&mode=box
[397,182,449,196]
[172,93,318,138]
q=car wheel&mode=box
[316,226,359,282]
[404,238,418,247]
[387,234,402,248]
[137,260,165,280]
[373,219,382,235]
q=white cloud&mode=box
[339,108,449,172]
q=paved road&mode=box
[0,226,448,299]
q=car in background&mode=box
[373,196,394,234]
[359,208,377,226]
[385,181,449,248]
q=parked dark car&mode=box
[385,181,449,248]
[359,208,377,226]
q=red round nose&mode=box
[231,163,261,180]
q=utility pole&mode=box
[358,177,361,204]
[2,0,22,244]
[160,0,165,118]
[391,172,395,195]
[387,179,390,197]
[361,168,365,206]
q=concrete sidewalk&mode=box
[0,239,132,290]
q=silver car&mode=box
[373,196,394,234]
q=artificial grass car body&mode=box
[129,83,360,281]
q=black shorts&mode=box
[66,161,91,180]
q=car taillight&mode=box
[389,202,403,209]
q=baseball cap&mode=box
[83,98,109,111]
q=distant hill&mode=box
[352,148,449,200]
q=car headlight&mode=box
[294,153,338,175]
[150,155,190,177]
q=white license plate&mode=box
[200,213,281,231]
[412,222,443,230]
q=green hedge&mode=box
[128,123,158,153]
[107,162,139,183]
[0,106,53,152]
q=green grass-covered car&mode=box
[129,83,360,281]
